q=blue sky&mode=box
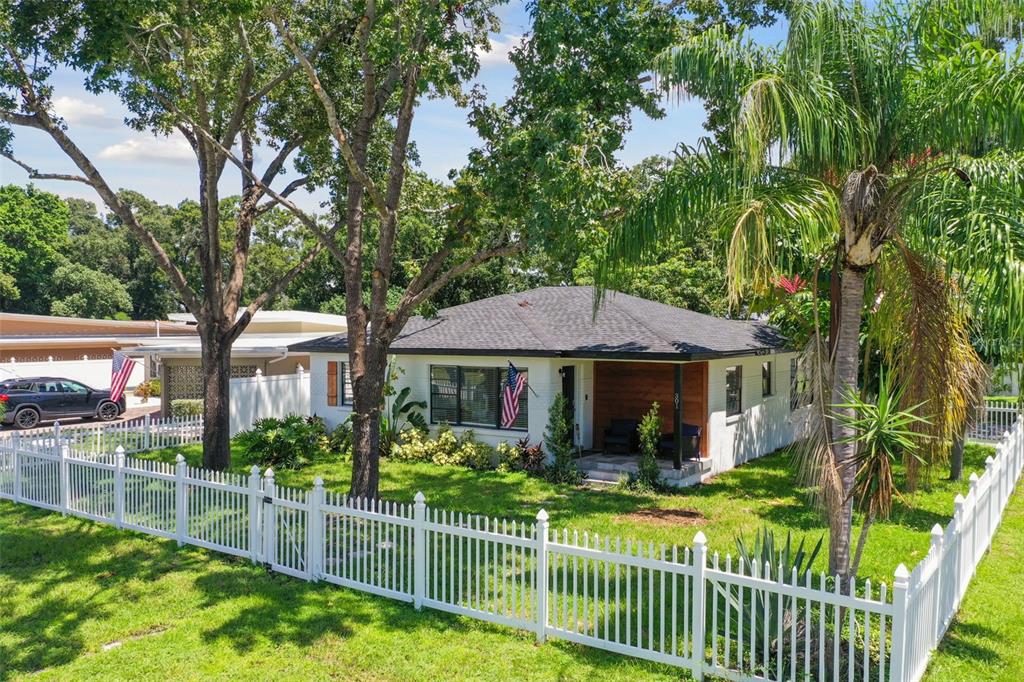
[0,2,787,213]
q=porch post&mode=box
[673,364,683,470]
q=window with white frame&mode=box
[725,365,742,417]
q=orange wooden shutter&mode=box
[327,361,338,406]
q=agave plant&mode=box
[833,372,929,576]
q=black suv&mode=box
[0,377,126,429]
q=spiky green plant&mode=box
[599,0,1024,579]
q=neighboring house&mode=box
[0,312,194,389]
[128,310,347,417]
[291,287,806,480]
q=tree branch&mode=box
[269,10,390,222]
[1,150,91,184]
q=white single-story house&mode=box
[290,287,806,484]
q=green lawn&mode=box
[0,443,1002,680]
[923,482,1024,682]
[141,441,996,584]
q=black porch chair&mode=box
[603,418,639,454]
[658,423,702,461]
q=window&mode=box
[790,358,809,411]
[725,365,742,417]
[762,361,773,397]
[37,380,63,393]
[60,381,90,394]
[326,361,353,406]
[430,365,528,430]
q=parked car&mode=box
[0,377,126,429]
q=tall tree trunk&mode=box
[200,326,233,470]
[949,419,967,481]
[350,350,387,499]
[829,265,866,580]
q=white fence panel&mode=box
[229,368,310,436]
[968,399,1021,442]
[1,416,1021,682]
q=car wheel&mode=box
[97,401,120,422]
[14,408,40,430]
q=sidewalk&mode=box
[923,484,1024,681]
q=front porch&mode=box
[576,452,712,488]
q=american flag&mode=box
[501,362,527,429]
[109,351,138,402]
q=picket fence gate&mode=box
[1,417,1022,682]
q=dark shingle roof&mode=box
[289,286,788,360]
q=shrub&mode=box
[390,425,498,470]
[133,379,161,399]
[236,414,329,470]
[327,419,353,459]
[170,399,203,418]
[497,437,546,474]
[544,393,583,485]
[631,402,663,492]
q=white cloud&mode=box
[99,134,195,165]
[51,96,120,128]
[477,34,523,67]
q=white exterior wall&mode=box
[0,357,145,390]
[308,350,806,474]
[309,353,563,449]
[705,352,803,476]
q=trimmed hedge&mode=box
[170,399,203,417]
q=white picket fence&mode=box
[0,414,203,457]
[967,397,1022,443]
[0,418,1021,682]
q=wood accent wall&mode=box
[592,361,708,456]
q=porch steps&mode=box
[577,455,712,489]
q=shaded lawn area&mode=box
[140,442,997,585]
[0,442,1000,680]
[923,484,1024,682]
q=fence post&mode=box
[535,509,549,643]
[967,473,979,571]
[691,531,708,682]
[53,421,61,457]
[175,454,187,546]
[59,444,70,515]
[889,563,911,682]
[262,468,276,569]
[930,524,944,646]
[13,432,22,503]
[248,465,261,564]
[984,455,996,549]
[143,413,152,451]
[952,494,966,606]
[308,477,324,581]
[114,445,126,528]
[414,491,426,610]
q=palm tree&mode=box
[599,0,1024,580]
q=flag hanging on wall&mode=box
[501,362,527,428]
[110,351,139,402]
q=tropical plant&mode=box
[713,527,824,670]
[599,0,1024,579]
[379,385,428,457]
[833,373,929,576]
[170,399,204,418]
[236,415,330,470]
[544,393,583,485]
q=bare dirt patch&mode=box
[616,507,706,527]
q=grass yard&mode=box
[142,441,996,584]
[0,443,1002,680]
[923,482,1024,682]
